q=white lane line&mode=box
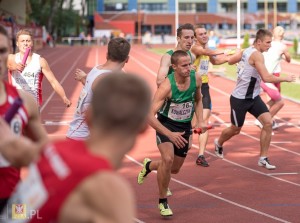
[267,173,299,176]
[44,121,70,126]
[194,145,300,187]
[210,108,300,156]
[126,155,291,223]
[271,141,292,144]
[134,218,145,223]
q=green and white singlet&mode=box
[159,71,197,123]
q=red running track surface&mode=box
[37,45,300,223]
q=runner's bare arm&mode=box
[253,52,296,83]
[227,50,243,65]
[7,54,25,73]
[282,45,291,63]
[0,91,48,167]
[210,54,229,65]
[75,68,87,85]
[40,57,72,107]
[157,53,171,86]
[191,44,224,57]
[19,90,48,146]
[194,75,207,133]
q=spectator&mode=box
[79,32,85,45]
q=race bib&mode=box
[198,60,209,76]
[22,71,35,90]
[168,101,193,121]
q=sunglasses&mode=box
[0,47,8,54]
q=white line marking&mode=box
[267,172,299,176]
[44,121,70,126]
[126,155,291,223]
[134,218,145,223]
[271,141,292,144]
[193,145,300,187]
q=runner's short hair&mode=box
[107,37,131,63]
[255,29,272,43]
[177,23,194,38]
[171,50,189,65]
[16,29,33,41]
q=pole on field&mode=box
[264,0,268,29]
[175,0,178,47]
[137,0,141,44]
[273,0,277,28]
[237,0,241,49]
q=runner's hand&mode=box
[286,74,296,82]
[198,122,208,134]
[16,63,25,72]
[63,96,72,107]
[75,68,87,85]
[168,131,187,148]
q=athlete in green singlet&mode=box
[157,23,195,86]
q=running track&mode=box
[36,45,300,223]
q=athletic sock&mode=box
[159,198,167,204]
[259,156,266,162]
[144,161,152,176]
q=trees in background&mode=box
[29,0,87,40]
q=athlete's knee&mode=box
[161,155,174,167]
[262,120,272,130]
[230,125,241,135]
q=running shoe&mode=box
[214,138,224,159]
[158,201,173,217]
[272,120,279,130]
[196,155,209,167]
[254,119,263,128]
[137,158,151,184]
[258,157,276,170]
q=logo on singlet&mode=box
[12,204,26,219]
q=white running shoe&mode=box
[214,138,224,159]
[258,158,276,170]
[254,119,263,128]
[272,120,279,130]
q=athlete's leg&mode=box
[217,96,246,146]
[217,125,241,146]
[197,108,211,156]
[261,81,284,118]
[157,142,175,199]
[257,112,273,157]
[267,99,284,118]
[249,96,272,157]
